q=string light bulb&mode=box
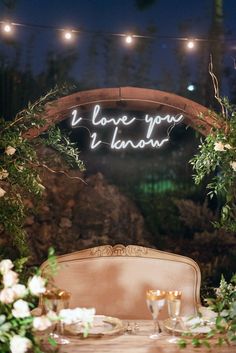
[125,34,134,44]
[63,30,74,41]
[186,39,195,49]
[2,22,13,34]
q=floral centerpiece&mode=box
[178,274,236,348]
[0,254,95,353]
[0,258,50,353]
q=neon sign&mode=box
[71,104,183,150]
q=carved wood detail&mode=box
[89,244,150,257]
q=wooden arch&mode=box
[25,87,219,139]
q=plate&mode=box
[163,316,215,337]
[65,315,124,337]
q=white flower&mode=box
[12,299,31,318]
[59,307,95,325]
[28,275,46,296]
[5,146,16,156]
[0,288,15,304]
[74,307,95,325]
[0,187,6,197]
[33,315,52,331]
[59,309,78,325]
[214,141,225,151]
[46,310,58,322]
[230,161,236,171]
[0,259,14,274]
[199,306,217,319]
[225,143,232,150]
[10,335,32,353]
[3,270,19,288]
[12,284,27,299]
[0,169,9,180]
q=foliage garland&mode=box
[0,86,85,256]
[190,98,236,231]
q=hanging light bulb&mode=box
[125,34,133,44]
[2,22,13,34]
[186,39,195,49]
[63,30,74,41]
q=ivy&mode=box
[0,86,85,256]
[190,98,236,231]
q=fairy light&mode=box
[63,30,74,41]
[2,22,13,34]
[186,40,195,49]
[0,19,235,49]
[125,35,133,44]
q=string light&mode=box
[0,19,234,50]
[2,22,13,34]
[186,40,195,49]
[125,35,133,44]
[63,30,74,41]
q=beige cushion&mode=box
[40,245,201,320]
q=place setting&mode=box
[34,285,217,347]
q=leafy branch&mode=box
[190,98,236,231]
[0,86,85,257]
[178,274,236,349]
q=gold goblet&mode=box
[146,289,166,339]
[166,290,182,343]
[42,288,71,345]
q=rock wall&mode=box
[22,149,153,264]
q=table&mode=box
[41,320,235,353]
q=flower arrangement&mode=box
[190,98,236,232]
[0,251,96,353]
[178,274,236,348]
[0,257,50,353]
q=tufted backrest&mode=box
[40,244,201,320]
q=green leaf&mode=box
[177,338,187,348]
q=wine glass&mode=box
[146,289,166,339]
[42,288,71,345]
[166,290,182,343]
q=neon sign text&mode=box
[71,104,183,150]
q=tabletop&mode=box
[40,320,235,353]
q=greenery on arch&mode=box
[191,98,236,232]
[0,86,85,256]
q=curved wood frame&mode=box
[25,87,219,139]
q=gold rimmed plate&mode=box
[163,316,215,337]
[65,315,124,338]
